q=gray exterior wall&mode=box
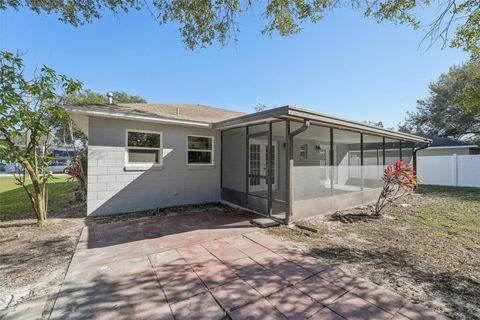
[87,117,220,215]
[417,147,471,157]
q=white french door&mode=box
[248,139,278,192]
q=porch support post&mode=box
[330,128,334,192]
[220,130,223,190]
[360,133,364,191]
[382,137,386,166]
[285,121,292,224]
[268,122,273,216]
[245,126,249,207]
[399,140,402,160]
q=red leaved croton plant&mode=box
[375,160,417,215]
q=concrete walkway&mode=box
[50,210,449,320]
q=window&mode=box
[187,135,213,165]
[126,130,162,165]
[300,144,308,159]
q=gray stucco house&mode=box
[66,103,429,224]
[414,133,480,157]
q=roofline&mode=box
[214,105,431,143]
[424,145,479,150]
[64,105,212,128]
[64,104,432,143]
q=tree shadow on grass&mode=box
[309,246,480,320]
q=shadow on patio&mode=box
[50,269,173,320]
[84,209,259,249]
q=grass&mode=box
[268,185,480,320]
[0,175,78,221]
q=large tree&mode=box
[0,50,82,224]
[400,60,480,144]
[449,60,480,117]
[1,0,479,57]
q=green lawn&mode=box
[0,175,78,221]
[268,184,480,320]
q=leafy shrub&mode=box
[375,160,417,215]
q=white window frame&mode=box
[186,135,214,166]
[125,129,163,167]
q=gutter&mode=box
[285,120,311,224]
[421,145,478,150]
[413,142,430,189]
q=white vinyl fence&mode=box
[417,154,480,187]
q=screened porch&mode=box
[218,106,426,224]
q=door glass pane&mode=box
[249,143,261,186]
[267,144,275,185]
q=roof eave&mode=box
[212,106,290,129]
[214,105,430,143]
[63,105,212,128]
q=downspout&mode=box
[413,141,430,190]
[286,120,310,224]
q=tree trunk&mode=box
[20,158,47,224]
[33,189,46,224]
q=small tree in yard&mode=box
[0,50,82,224]
[375,160,417,216]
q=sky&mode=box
[0,5,469,128]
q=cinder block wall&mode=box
[87,117,221,215]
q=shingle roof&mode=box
[414,133,477,147]
[65,103,245,123]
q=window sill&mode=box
[186,164,216,170]
[124,164,163,172]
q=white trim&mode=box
[125,129,163,167]
[186,135,215,166]
[424,145,478,150]
[66,107,211,128]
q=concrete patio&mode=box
[50,209,449,320]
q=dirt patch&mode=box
[0,215,84,318]
[267,188,480,320]
[85,202,234,226]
